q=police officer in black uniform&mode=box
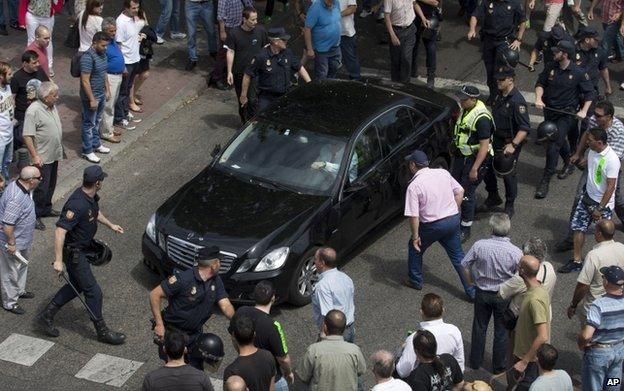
[576,27,611,118]
[467,0,526,101]
[534,40,596,199]
[528,24,574,72]
[478,67,530,218]
[38,166,126,345]
[149,246,235,370]
[240,27,312,114]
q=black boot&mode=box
[534,174,552,199]
[38,302,60,337]
[476,192,503,213]
[93,320,126,345]
[426,74,435,89]
[504,202,515,218]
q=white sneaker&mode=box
[620,82,624,90]
[156,35,165,44]
[95,145,111,154]
[116,119,136,130]
[359,9,372,17]
[170,32,187,39]
[82,152,101,163]
[127,112,142,123]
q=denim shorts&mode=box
[571,201,613,232]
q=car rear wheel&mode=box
[287,248,320,306]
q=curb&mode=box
[51,74,208,205]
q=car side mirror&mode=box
[210,144,221,158]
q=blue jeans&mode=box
[314,46,342,80]
[339,35,361,80]
[274,377,289,391]
[407,214,474,297]
[186,1,217,61]
[582,342,624,391]
[81,93,104,154]
[0,140,12,179]
[602,22,624,60]
[156,0,182,37]
[470,288,508,373]
[0,0,18,26]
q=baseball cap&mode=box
[551,40,575,57]
[577,26,599,40]
[83,165,107,182]
[455,85,480,100]
[268,27,291,41]
[404,149,429,166]
[600,265,624,285]
[197,246,221,265]
[494,66,515,79]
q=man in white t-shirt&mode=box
[0,62,14,180]
[339,0,361,80]
[560,126,621,274]
[370,350,411,391]
[114,0,142,131]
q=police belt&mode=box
[481,32,514,43]
[62,245,85,263]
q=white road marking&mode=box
[74,353,143,388]
[0,333,55,367]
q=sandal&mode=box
[129,106,143,113]
[134,97,143,105]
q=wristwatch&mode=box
[511,141,519,149]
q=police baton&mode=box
[60,272,98,321]
[532,104,577,117]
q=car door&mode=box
[334,124,385,251]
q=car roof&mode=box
[258,79,445,138]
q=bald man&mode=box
[26,26,51,77]
[225,376,248,391]
[0,166,41,314]
[567,219,624,326]
[370,350,411,390]
[509,255,551,391]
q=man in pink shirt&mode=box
[403,149,476,301]
[25,25,50,77]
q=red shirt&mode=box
[600,0,624,23]
[25,42,49,77]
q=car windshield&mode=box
[216,120,348,195]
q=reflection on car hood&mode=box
[159,169,328,253]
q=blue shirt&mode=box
[0,181,35,250]
[305,0,342,52]
[586,293,624,344]
[461,236,522,291]
[106,40,125,74]
[80,48,108,96]
[312,267,355,328]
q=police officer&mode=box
[467,0,526,101]
[149,246,235,370]
[528,24,574,72]
[478,67,529,218]
[534,40,596,198]
[452,85,494,242]
[240,27,312,113]
[576,27,611,102]
[38,166,126,345]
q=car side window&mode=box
[349,125,383,183]
[375,106,424,152]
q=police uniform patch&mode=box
[168,275,177,284]
[585,73,590,80]
[190,286,197,295]
[507,5,511,9]
[266,59,271,66]
[519,105,526,113]
[251,58,255,64]
[569,75,573,79]
[489,2,493,7]
[66,210,75,220]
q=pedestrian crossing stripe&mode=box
[75,353,143,388]
[0,333,55,367]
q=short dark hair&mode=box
[595,100,615,117]
[164,331,187,360]
[22,50,39,64]
[421,293,444,319]
[242,6,257,19]
[92,31,110,44]
[589,127,608,144]
[229,313,255,345]
[252,280,275,306]
[324,309,346,335]
[123,0,139,8]
[82,180,98,188]
[317,247,337,268]
[536,343,558,371]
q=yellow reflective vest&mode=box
[453,100,494,157]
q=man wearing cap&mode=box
[149,245,235,370]
[479,67,530,218]
[528,25,574,72]
[467,0,526,101]
[576,27,611,98]
[577,265,624,390]
[403,149,475,300]
[452,85,494,242]
[38,165,126,345]
[534,40,596,198]
[241,27,311,113]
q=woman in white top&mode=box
[130,1,150,113]
[78,0,104,52]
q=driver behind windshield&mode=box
[310,144,358,183]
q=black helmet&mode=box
[422,14,439,40]
[536,121,559,142]
[497,47,520,68]
[84,239,112,266]
[190,333,225,364]
[492,153,517,177]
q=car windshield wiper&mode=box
[255,177,301,194]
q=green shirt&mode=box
[514,286,550,359]
[297,335,366,391]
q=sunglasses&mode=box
[594,112,610,118]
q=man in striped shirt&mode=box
[461,213,522,374]
[577,265,624,390]
[0,166,40,314]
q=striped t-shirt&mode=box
[586,293,624,344]
[0,181,36,250]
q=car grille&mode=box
[166,236,235,274]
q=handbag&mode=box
[64,22,80,49]
[502,264,547,331]
[70,51,85,78]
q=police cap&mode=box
[84,165,107,182]
[551,40,575,57]
[268,27,291,41]
[197,245,221,266]
[577,26,599,40]
[494,66,515,79]
[550,24,567,42]
[455,85,480,100]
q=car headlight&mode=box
[145,213,157,243]
[254,247,290,272]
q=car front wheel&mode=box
[287,248,320,306]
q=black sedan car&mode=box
[142,79,459,305]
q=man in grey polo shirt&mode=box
[0,166,41,314]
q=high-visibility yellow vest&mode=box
[453,100,494,157]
